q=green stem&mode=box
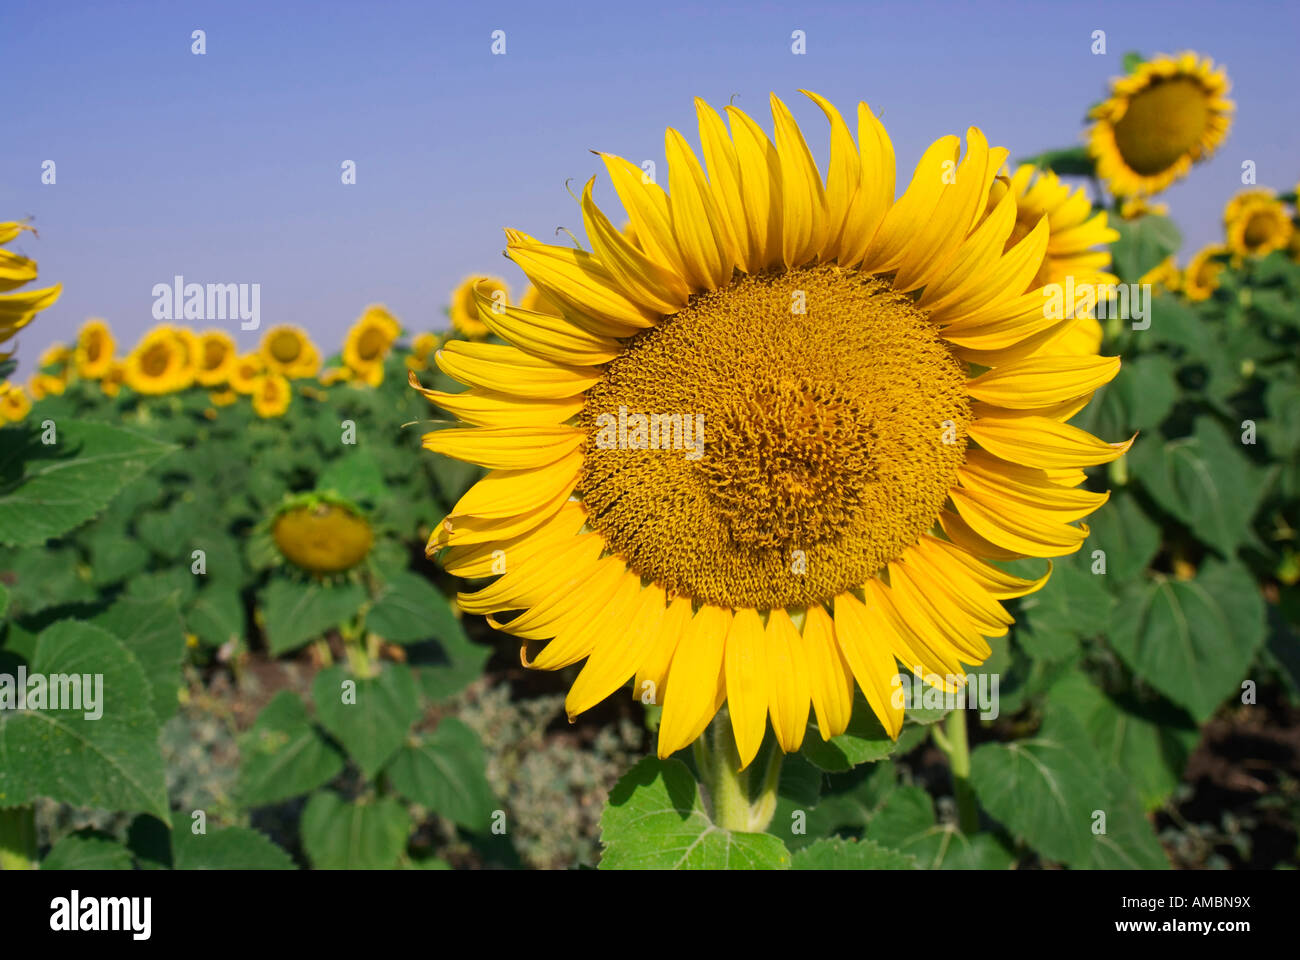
[0,806,38,870]
[698,711,783,834]
[945,709,979,835]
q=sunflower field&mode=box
[2,46,1299,877]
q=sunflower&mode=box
[39,342,73,373]
[229,353,264,394]
[1118,197,1169,220]
[1088,52,1232,198]
[414,92,1129,768]
[209,387,239,406]
[1183,244,1228,301]
[251,371,291,418]
[194,329,238,386]
[1139,255,1182,293]
[0,383,31,422]
[260,324,321,379]
[0,222,61,354]
[100,361,126,398]
[406,332,442,371]
[272,496,374,574]
[1223,190,1294,263]
[124,326,192,394]
[1004,164,1118,287]
[74,318,115,379]
[28,372,66,400]
[343,305,401,385]
[450,276,509,339]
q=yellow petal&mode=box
[448,453,582,520]
[764,609,811,752]
[966,355,1120,409]
[422,424,584,470]
[435,340,602,398]
[833,592,903,739]
[724,608,769,769]
[771,93,827,268]
[665,128,734,290]
[658,605,731,757]
[969,415,1134,468]
[580,178,690,314]
[804,603,854,740]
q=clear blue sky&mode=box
[5,0,1297,372]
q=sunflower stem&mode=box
[0,805,38,870]
[944,708,979,835]
[699,711,783,834]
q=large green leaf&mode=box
[366,571,460,644]
[0,621,168,819]
[386,717,495,832]
[311,664,419,779]
[866,784,1014,869]
[187,583,245,649]
[1074,353,1178,438]
[237,691,344,807]
[0,421,174,547]
[1108,560,1266,721]
[791,837,916,869]
[261,575,366,656]
[41,833,133,870]
[1018,561,1114,660]
[600,757,791,869]
[1110,215,1181,284]
[1081,490,1161,582]
[170,816,295,870]
[92,592,186,723]
[300,792,410,869]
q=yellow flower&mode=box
[125,326,193,394]
[39,342,73,371]
[100,361,126,397]
[405,332,442,371]
[343,305,401,385]
[272,499,374,574]
[1088,52,1233,198]
[208,387,239,406]
[1183,244,1228,301]
[1119,197,1169,220]
[194,329,238,386]
[0,383,32,422]
[74,319,115,379]
[0,222,62,353]
[319,365,354,386]
[415,92,1129,766]
[450,276,509,339]
[1139,255,1182,292]
[1223,190,1293,262]
[29,372,66,399]
[251,371,291,417]
[1003,164,1118,287]
[229,353,264,394]
[259,324,321,379]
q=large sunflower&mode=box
[1088,53,1232,198]
[0,222,61,356]
[1223,190,1293,263]
[416,93,1127,767]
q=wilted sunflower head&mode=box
[343,305,401,384]
[124,325,191,395]
[1223,190,1293,262]
[74,318,115,379]
[415,92,1129,767]
[0,383,31,422]
[1088,52,1232,198]
[251,371,292,418]
[1183,245,1228,301]
[272,494,374,574]
[1004,164,1118,287]
[0,221,61,353]
[260,324,321,379]
[450,276,509,339]
[194,329,238,386]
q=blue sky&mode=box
[5,0,1297,372]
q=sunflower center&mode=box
[271,332,302,363]
[357,327,386,361]
[203,341,226,369]
[1242,211,1274,248]
[141,342,171,377]
[1112,77,1211,176]
[578,265,971,610]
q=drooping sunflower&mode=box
[1223,190,1294,263]
[450,276,509,339]
[0,222,61,355]
[124,326,192,394]
[415,93,1129,767]
[1004,164,1118,287]
[260,324,321,379]
[251,371,292,418]
[74,318,115,379]
[342,304,401,385]
[1088,52,1232,198]
[229,352,264,394]
[0,383,32,422]
[272,495,374,574]
[1183,244,1228,301]
[194,329,238,386]
[406,332,442,371]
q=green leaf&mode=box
[261,575,366,656]
[1074,353,1178,438]
[171,819,295,870]
[3,547,97,615]
[41,833,133,870]
[1129,418,1266,558]
[1108,560,1266,721]
[386,717,495,831]
[1110,215,1181,284]
[92,592,186,723]
[1146,294,1211,352]
[1015,146,1094,177]
[0,621,168,819]
[300,792,410,869]
[187,584,245,649]
[409,626,490,703]
[317,451,386,506]
[600,757,791,869]
[237,691,344,807]
[0,582,7,619]
[1018,561,1114,660]
[866,784,1015,869]
[311,664,419,779]
[367,571,459,644]
[800,692,906,772]
[791,836,916,869]
[1082,491,1161,582]
[0,420,175,547]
